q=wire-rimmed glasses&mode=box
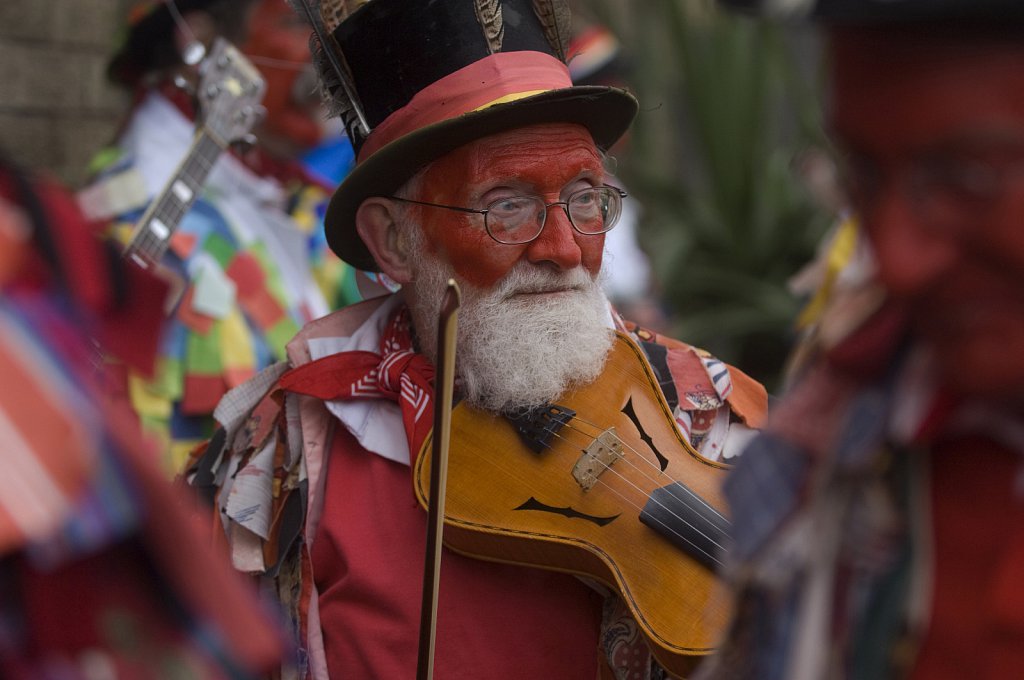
[386,185,627,245]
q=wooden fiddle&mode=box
[414,330,732,679]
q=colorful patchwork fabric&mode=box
[694,300,937,680]
[0,294,282,679]
[282,178,363,311]
[110,199,301,472]
[0,298,122,559]
[83,90,361,474]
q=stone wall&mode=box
[0,1,132,187]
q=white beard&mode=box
[405,244,614,415]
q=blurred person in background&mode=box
[698,1,1024,679]
[81,0,365,473]
[239,0,369,307]
[0,151,282,679]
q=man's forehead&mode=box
[421,123,603,191]
[450,122,599,157]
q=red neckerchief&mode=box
[278,307,436,462]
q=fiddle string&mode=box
[551,418,728,537]
[568,414,727,512]
[581,449,727,567]
[557,415,729,523]
[590,475,726,568]
[542,425,729,565]
[547,426,726,567]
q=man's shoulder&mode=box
[283,294,398,364]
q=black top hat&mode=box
[719,0,1024,22]
[310,0,639,271]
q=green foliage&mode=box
[586,0,835,392]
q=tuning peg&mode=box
[203,83,221,101]
[233,105,267,134]
[229,134,259,155]
[245,105,267,126]
[181,40,206,66]
[216,51,232,70]
[172,74,196,96]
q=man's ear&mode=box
[356,198,416,284]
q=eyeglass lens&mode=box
[485,187,623,244]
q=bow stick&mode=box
[416,279,461,680]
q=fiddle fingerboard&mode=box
[124,129,224,268]
[640,481,730,572]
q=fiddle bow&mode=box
[416,279,461,680]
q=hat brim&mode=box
[324,85,638,271]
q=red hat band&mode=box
[358,51,573,163]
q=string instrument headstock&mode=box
[124,38,266,268]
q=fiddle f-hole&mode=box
[562,392,732,573]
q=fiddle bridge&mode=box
[572,428,624,491]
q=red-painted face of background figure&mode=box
[830,26,1024,400]
[411,123,607,290]
[241,0,323,153]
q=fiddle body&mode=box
[415,331,733,678]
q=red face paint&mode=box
[414,123,606,289]
[241,0,323,153]
[830,26,1024,398]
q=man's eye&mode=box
[489,197,533,216]
[572,190,597,205]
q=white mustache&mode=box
[494,265,596,300]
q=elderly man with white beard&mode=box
[184,1,767,678]
[387,125,620,415]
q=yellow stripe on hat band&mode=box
[472,90,551,112]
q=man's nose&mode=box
[864,184,960,297]
[523,202,585,270]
